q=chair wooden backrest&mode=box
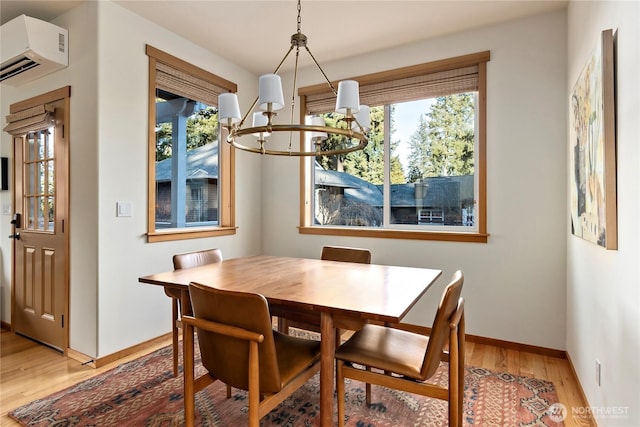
[420,269,464,380]
[165,248,224,378]
[321,246,371,264]
[188,282,283,393]
[183,282,321,426]
[173,248,223,270]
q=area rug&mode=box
[9,343,564,426]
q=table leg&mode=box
[320,312,336,427]
[182,290,195,427]
[184,318,195,427]
[180,289,192,316]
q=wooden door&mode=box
[12,97,69,352]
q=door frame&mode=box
[9,86,71,353]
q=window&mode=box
[299,51,489,242]
[146,46,236,242]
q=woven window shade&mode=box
[4,104,55,135]
[306,65,479,114]
[156,62,228,106]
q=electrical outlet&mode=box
[595,359,601,386]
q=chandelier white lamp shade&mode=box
[258,74,285,112]
[218,92,241,127]
[335,80,360,115]
[252,112,271,138]
[352,105,371,132]
[306,115,328,143]
[218,0,368,156]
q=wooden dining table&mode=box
[138,255,442,427]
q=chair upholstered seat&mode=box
[335,324,429,380]
[273,332,321,388]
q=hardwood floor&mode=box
[0,329,595,426]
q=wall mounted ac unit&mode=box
[1,15,68,86]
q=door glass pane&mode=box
[27,197,35,229]
[23,128,55,232]
[46,133,54,158]
[47,160,54,194]
[36,196,44,230]
[38,161,46,195]
[46,196,54,231]
[28,163,35,195]
[27,135,35,161]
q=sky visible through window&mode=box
[391,99,434,169]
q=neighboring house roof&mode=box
[315,168,383,206]
[315,167,473,208]
[315,168,371,189]
[156,142,219,182]
[389,184,419,207]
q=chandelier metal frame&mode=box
[220,0,369,156]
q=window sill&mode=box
[147,226,237,243]
[298,226,488,243]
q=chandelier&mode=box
[217,0,369,156]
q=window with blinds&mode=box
[299,51,490,243]
[4,104,56,136]
[146,45,237,242]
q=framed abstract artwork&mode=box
[570,29,617,249]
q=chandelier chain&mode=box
[297,0,302,34]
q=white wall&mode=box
[262,10,569,350]
[93,1,262,356]
[1,0,263,357]
[567,1,640,425]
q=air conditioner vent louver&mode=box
[0,57,41,82]
[0,15,68,86]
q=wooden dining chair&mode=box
[320,245,372,264]
[167,248,223,377]
[335,270,465,427]
[182,283,322,427]
[273,245,372,335]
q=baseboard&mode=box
[66,347,98,368]
[380,321,567,359]
[18,320,566,368]
[67,332,172,369]
[1,320,11,331]
[566,352,598,425]
[465,333,566,359]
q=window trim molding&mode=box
[146,45,237,243]
[298,51,489,243]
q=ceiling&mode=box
[1,0,567,75]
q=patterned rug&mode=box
[9,343,564,426]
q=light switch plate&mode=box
[116,201,133,217]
